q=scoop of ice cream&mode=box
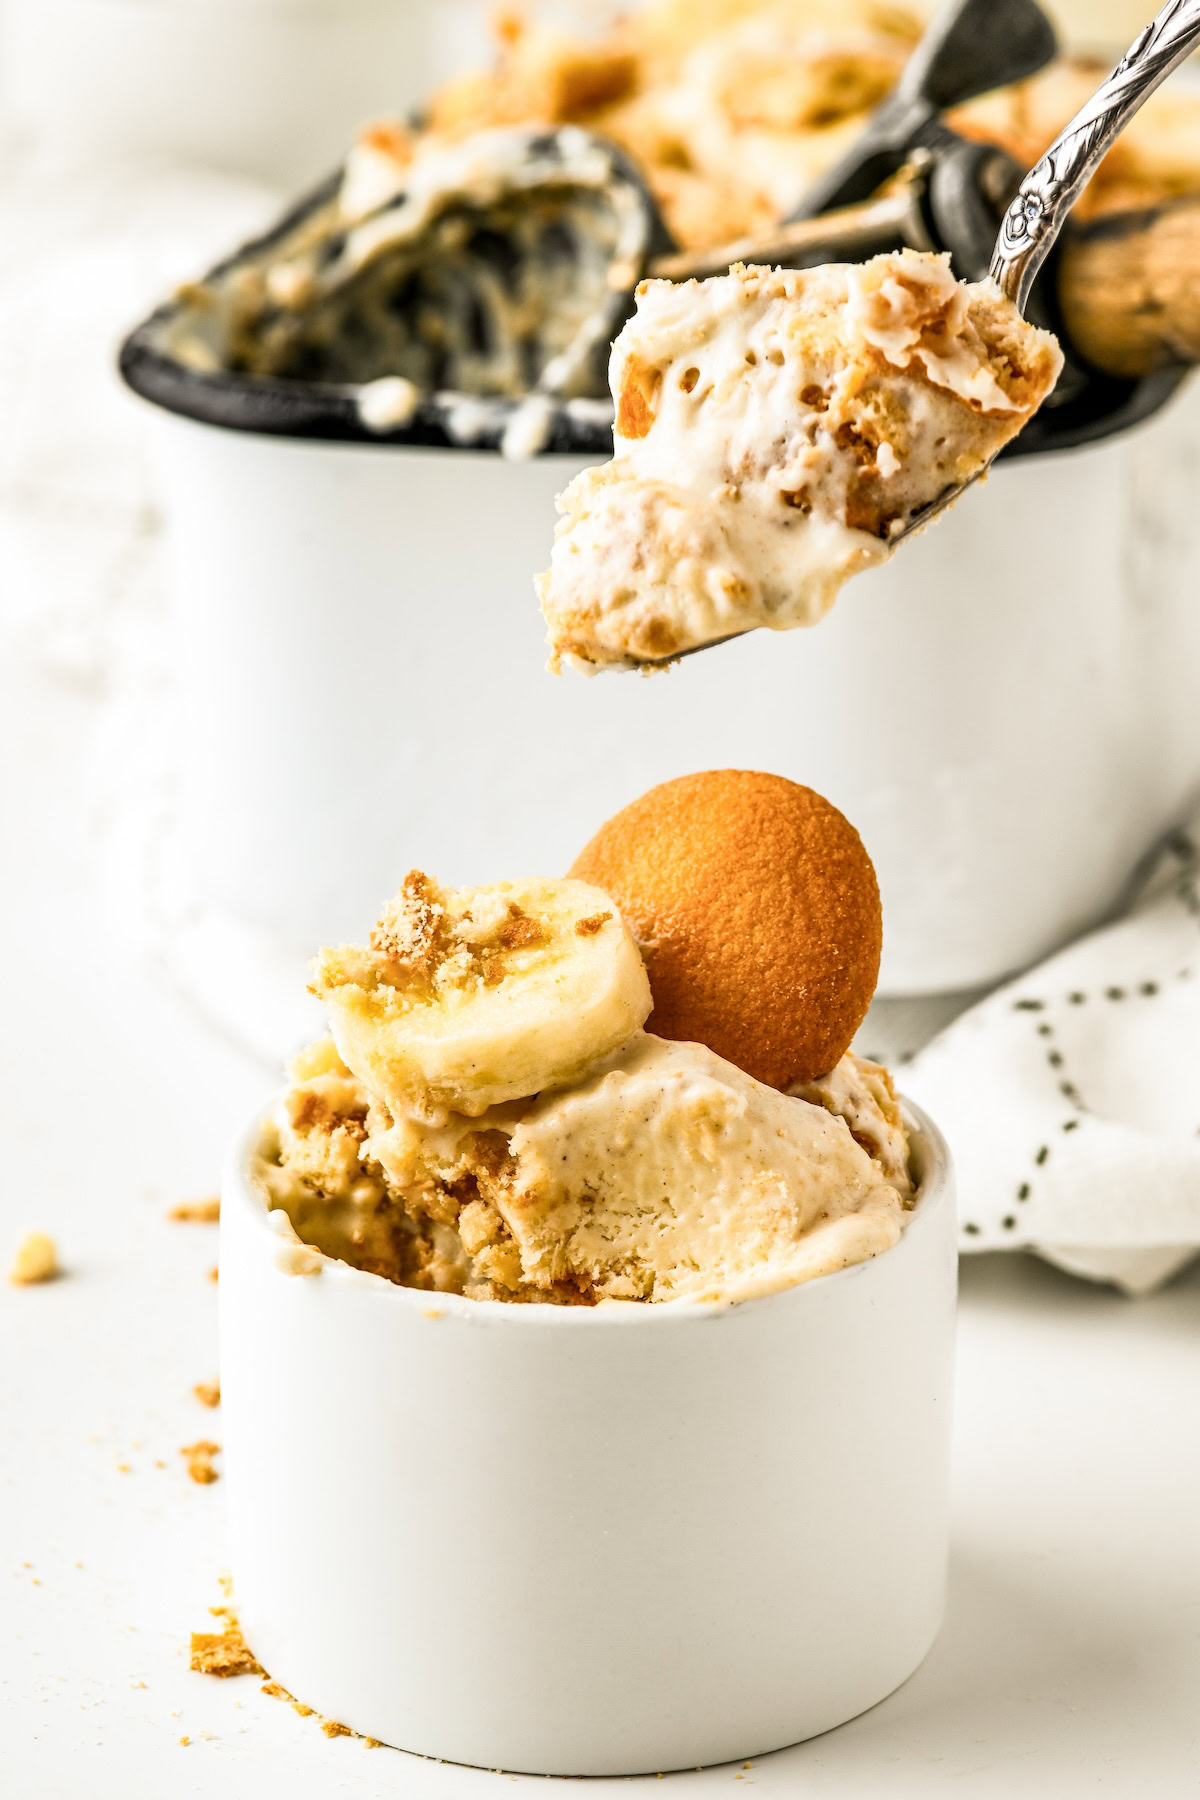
[471,1034,909,1301]
[255,1036,912,1304]
[571,769,881,1087]
[537,251,1062,669]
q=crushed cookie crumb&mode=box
[181,1441,220,1485]
[190,1618,262,1677]
[179,1735,190,1746]
[9,1231,60,1285]
[370,869,445,975]
[575,912,612,936]
[193,1381,220,1409]
[207,1265,219,1284]
[263,1676,377,1745]
[168,1198,220,1223]
[495,909,546,951]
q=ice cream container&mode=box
[120,206,1200,999]
[219,1097,956,1775]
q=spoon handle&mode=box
[991,0,1200,310]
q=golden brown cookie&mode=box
[569,770,881,1087]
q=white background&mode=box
[1,127,1199,1799]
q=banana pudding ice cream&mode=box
[253,772,917,1305]
[538,251,1063,670]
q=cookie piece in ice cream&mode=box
[570,769,880,1087]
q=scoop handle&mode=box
[991,0,1200,310]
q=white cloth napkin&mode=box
[900,812,1200,1293]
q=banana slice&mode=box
[311,871,651,1117]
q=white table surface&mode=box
[2,139,1199,1799]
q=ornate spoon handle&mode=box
[991,0,1200,309]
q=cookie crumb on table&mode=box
[9,1231,60,1285]
[190,1618,262,1678]
[260,1673,381,1745]
[193,1381,220,1409]
[168,1198,220,1223]
[180,1441,220,1484]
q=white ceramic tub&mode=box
[220,1098,956,1774]
[142,390,1200,997]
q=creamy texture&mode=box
[253,1031,914,1306]
[254,1037,912,1304]
[453,1034,909,1303]
[165,125,650,405]
[539,252,1063,669]
[356,375,421,432]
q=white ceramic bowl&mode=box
[219,1099,956,1775]
[142,396,1200,999]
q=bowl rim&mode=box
[222,1090,954,1328]
[117,145,622,458]
[118,164,1182,461]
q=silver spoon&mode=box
[636,0,1200,667]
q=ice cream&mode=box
[164,125,654,409]
[252,774,918,1306]
[255,1026,911,1305]
[538,252,1063,669]
[147,0,1200,445]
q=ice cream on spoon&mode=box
[538,250,1062,670]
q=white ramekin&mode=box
[219,1100,956,1775]
[145,396,1200,998]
